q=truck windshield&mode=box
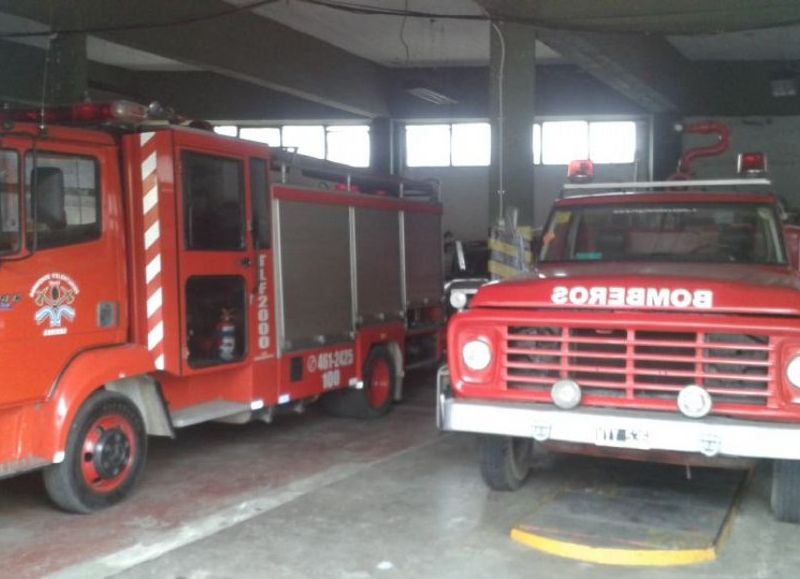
[540,201,786,265]
[0,150,21,255]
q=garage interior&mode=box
[3,1,800,577]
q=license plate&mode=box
[595,426,650,450]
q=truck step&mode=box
[170,401,252,428]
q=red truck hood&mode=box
[471,263,800,316]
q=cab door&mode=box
[172,131,254,375]
[0,137,126,406]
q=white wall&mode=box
[683,116,800,207]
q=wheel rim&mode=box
[80,414,136,493]
[366,358,391,409]
[509,438,530,480]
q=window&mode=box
[534,120,637,165]
[182,152,244,251]
[542,121,589,165]
[406,125,450,167]
[0,151,20,254]
[540,202,785,265]
[186,276,246,367]
[589,122,637,164]
[213,124,371,167]
[240,127,281,147]
[405,122,491,167]
[213,125,238,137]
[249,158,271,249]
[451,123,491,166]
[25,153,100,249]
[282,125,325,159]
[326,126,370,167]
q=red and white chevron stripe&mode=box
[139,132,165,370]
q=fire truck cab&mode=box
[439,142,800,524]
[0,102,442,512]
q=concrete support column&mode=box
[46,33,88,104]
[489,21,536,226]
[651,114,683,180]
[370,117,393,174]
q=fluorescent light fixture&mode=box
[405,86,458,105]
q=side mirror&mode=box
[783,224,800,271]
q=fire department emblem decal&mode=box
[29,273,79,336]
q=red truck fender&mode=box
[43,344,172,463]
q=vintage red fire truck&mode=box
[439,123,800,523]
[0,101,442,512]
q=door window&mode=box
[24,153,100,249]
[182,152,244,251]
[186,276,246,367]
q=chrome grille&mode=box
[505,326,774,407]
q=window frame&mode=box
[534,118,640,166]
[404,121,492,168]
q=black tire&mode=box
[479,435,532,491]
[320,346,396,420]
[43,390,147,514]
[772,460,800,523]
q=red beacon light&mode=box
[567,159,594,183]
[0,100,148,126]
[737,152,768,177]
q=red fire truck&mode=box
[439,123,800,523]
[0,101,442,512]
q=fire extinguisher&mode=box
[216,308,236,361]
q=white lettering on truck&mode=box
[551,286,713,309]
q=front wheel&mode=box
[479,435,532,491]
[772,460,800,523]
[43,391,147,513]
[320,346,396,419]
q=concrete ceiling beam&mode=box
[477,0,800,34]
[0,0,389,117]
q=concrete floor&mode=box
[3,371,800,578]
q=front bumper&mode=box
[436,366,800,461]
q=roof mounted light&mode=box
[0,100,148,126]
[567,159,594,184]
[738,152,768,177]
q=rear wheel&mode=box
[479,435,532,491]
[320,346,396,419]
[772,460,800,523]
[43,391,147,513]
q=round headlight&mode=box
[677,385,712,419]
[462,339,492,371]
[787,356,800,388]
[449,290,468,310]
[551,379,582,410]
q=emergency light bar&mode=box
[561,178,772,197]
[0,101,149,126]
[738,152,768,177]
[567,159,594,183]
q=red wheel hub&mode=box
[366,358,391,409]
[80,414,136,493]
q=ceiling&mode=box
[669,24,800,61]
[228,0,562,67]
[4,2,800,73]
[0,12,197,71]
